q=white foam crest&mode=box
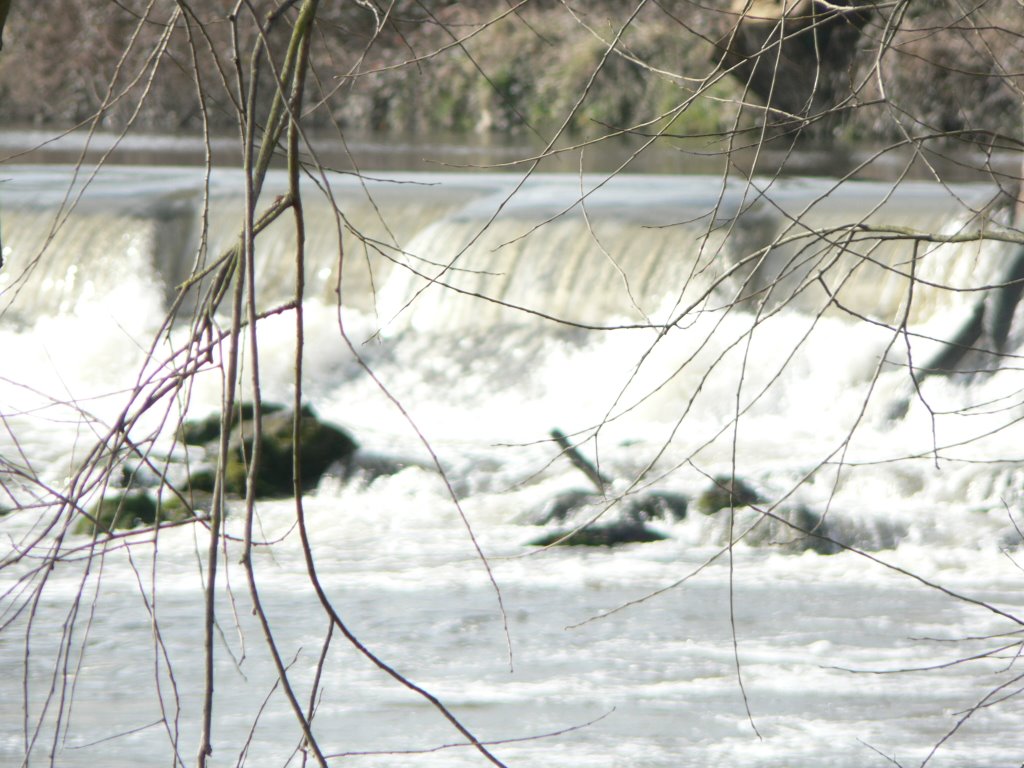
[0,278,168,474]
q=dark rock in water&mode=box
[533,488,688,525]
[709,503,840,555]
[181,403,359,498]
[160,490,214,520]
[692,476,838,554]
[75,490,190,536]
[763,505,840,555]
[917,301,986,379]
[527,488,682,547]
[1000,526,1024,551]
[269,408,357,485]
[799,506,840,554]
[226,407,358,497]
[323,451,428,486]
[988,245,1024,353]
[528,520,668,547]
[534,489,599,524]
[350,453,407,483]
[179,401,287,446]
[625,490,688,522]
[187,467,217,493]
[180,415,221,447]
[694,475,764,515]
[82,491,158,534]
[113,463,162,489]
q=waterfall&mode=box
[0,167,1014,345]
[0,170,198,322]
[374,175,1010,339]
[746,178,1008,327]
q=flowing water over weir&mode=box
[2,165,1024,767]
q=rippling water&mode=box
[1,165,1023,767]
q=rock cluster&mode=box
[180,403,358,498]
[528,475,839,554]
[77,403,362,535]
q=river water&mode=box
[1,164,1024,767]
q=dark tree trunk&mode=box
[714,0,874,134]
[0,0,11,49]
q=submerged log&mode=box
[532,429,681,546]
[917,302,986,378]
[550,428,610,494]
[533,489,688,526]
[888,245,1024,420]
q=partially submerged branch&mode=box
[550,428,610,495]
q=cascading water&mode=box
[2,165,1024,768]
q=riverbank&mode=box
[0,2,1020,154]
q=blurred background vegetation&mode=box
[0,1,1020,151]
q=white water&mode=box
[2,166,1024,767]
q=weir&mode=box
[0,167,1016,347]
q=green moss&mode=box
[432,82,474,132]
[694,475,764,516]
[75,491,190,536]
[186,404,358,499]
[188,468,216,493]
[179,414,221,446]
[224,426,294,497]
[664,79,746,138]
[179,402,286,446]
[160,491,212,520]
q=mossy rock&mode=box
[180,413,223,447]
[179,401,287,446]
[223,406,358,498]
[224,429,292,497]
[694,475,764,516]
[75,491,190,536]
[187,468,217,493]
[160,490,213,520]
[529,520,668,547]
[179,403,358,498]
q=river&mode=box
[1,161,1023,767]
